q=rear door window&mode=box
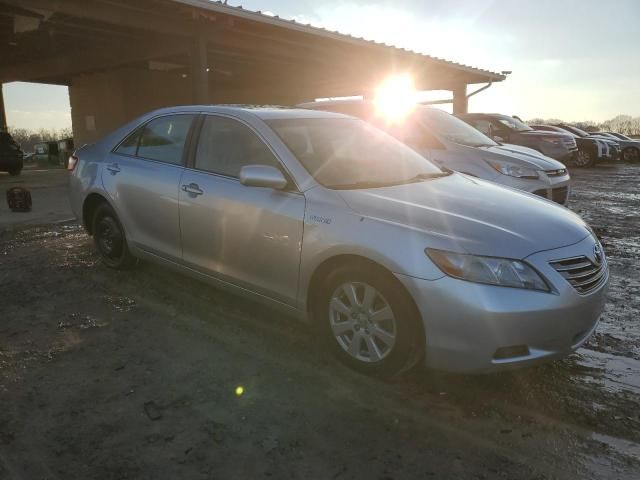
[135,115,195,165]
[115,129,141,156]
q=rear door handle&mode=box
[106,163,120,174]
[181,183,203,196]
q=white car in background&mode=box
[300,100,572,205]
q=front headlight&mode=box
[426,249,550,291]
[485,160,539,179]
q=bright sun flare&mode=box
[373,74,417,123]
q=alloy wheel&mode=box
[574,150,591,167]
[329,282,397,363]
[96,216,124,261]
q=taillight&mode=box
[67,153,79,171]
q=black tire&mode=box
[92,203,137,269]
[622,147,639,163]
[573,149,595,168]
[315,261,425,378]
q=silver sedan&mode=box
[68,106,608,376]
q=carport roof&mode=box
[0,0,506,95]
[175,0,506,83]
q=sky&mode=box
[3,0,639,130]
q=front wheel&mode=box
[573,149,595,167]
[92,203,137,269]
[316,263,424,377]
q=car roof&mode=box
[298,99,370,108]
[137,104,349,120]
[298,99,447,114]
[456,113,501,117]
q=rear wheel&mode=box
[92,203,137,269]
[573,149,594,167]
[622,147,639,163]
[316,263,424,377]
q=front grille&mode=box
[550,255,607,294]
[551,186,569,204]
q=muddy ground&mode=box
[0,164,639,479]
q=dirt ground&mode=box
[0,164,639,479]
[0,167,73,226]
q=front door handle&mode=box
[106,163,121,174]
[181,183,203,196]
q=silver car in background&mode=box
[68,106,608,376]
[300,100,572,205]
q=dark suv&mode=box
[531,125,603,167]
[0,130,24,176]
[456,113,577,163]
[553,124,621,163]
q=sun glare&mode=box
[373,74,417,123]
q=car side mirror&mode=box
[493,135,505,143]
[239,165,288,190]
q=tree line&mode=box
[8,127,73,153]
[526,115,640,136]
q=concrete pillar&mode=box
[191,34,209,104]
[0,84,7,130]
[452,84,468,115]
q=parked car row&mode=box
[590,131,640,162]
[530,124,613,167]
[455,113,579,164]
[452,113,637,168]
[68,104,609,378]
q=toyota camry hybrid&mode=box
[68,106,608,376]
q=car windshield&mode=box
[267,118,447,189]
[495,115,533,132]
[418,108,497,147]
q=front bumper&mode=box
[396,235,608,373]
[508,173,571,205]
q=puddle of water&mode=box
[592,432,640,460]
[577,349,640,394]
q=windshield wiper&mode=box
[327,171,450,190]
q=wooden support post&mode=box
[452,84,468,115]
[191,34,209,104]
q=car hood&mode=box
[337,174,589,259]
[481,144,567,170]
